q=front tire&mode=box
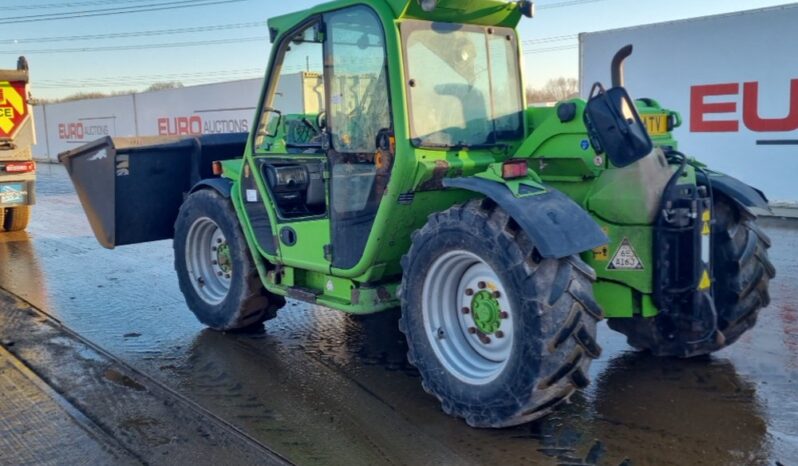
[399,199,603,428]
[174,189,284,331]
[608,196,775,357]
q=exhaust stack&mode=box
[611,44,633,87]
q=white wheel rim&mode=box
[422,250,515,385]
[186,217,232,305]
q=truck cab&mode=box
[0,57,36,232]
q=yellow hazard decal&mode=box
[701,210,711,236]
[593,244,609,261]
[698,270,712,291]
[0,80,27,139]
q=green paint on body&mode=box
[214,0,708,322]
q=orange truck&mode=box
[0,57,35,232]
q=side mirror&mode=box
[518,1,535,18]
[584,83,653,168]
[261,108,283,138]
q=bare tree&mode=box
[526,77,579,104]
[145,81,184,92]
[544,77,579,101]
[31,82,184,105]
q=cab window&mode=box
[255,23,325,153]
[325,6,391,154]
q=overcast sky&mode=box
[2,0,793,100]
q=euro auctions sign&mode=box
[0,81,28,140]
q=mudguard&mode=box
[190,178,232,198]
[443,177,608,259]
[697,171,770,215]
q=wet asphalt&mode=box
[0,163,796,465]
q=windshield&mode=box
[402,20,524,148]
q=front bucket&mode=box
[59,133,247,249]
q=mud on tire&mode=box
[608,196,776,357]
[174,189,284,331]
[399,199,603,428]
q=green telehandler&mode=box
[61,0,775,428]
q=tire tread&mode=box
[399,200,603,427]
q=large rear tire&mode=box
[4,206,31,232]
[608,196,775,357]
[399,199,603,428]
[174,189,285,331]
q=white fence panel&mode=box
[134,79,263,138]
[41,95,137,160]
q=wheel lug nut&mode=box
[478,281,486,289]
[217,238,223,244]
[468,327,477,334]
[225,274,231,279]
[481,336,492,344]
[462,307,470,314]
[500,311,509,319]
[492,291,501,299]
[465,288,474,296]
[212,247,217,252]
[495,331,505,339]
[212,260,218,265]
[217,272,223,277]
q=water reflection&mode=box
[588,352,770,465]
[0,231,49,309]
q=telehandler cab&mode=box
[61,0,775,428]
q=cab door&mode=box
[244,5,393,273]
[323,5,393,271]
[244,19,331,273]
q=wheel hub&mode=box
[422,250,515,385]
[471,290,501,334]
[216,243,232,274]
[185,217,232,305]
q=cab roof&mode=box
[267,0,522,42]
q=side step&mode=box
[286,287,321,303]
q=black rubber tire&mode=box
[608,196,776,357]
[4,206,31,232]
[399,199,603,428]
[174,189,285,331]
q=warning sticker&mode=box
[592,244,609,261]
[698,269,712,291]
[607,238,644,271]
[0,81,28,140]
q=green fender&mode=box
[442,176,608,259]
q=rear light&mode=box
[5,161,35,173]
[502,159,528,179]
[212,161,223,176]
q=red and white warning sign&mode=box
[608,238,644,270]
